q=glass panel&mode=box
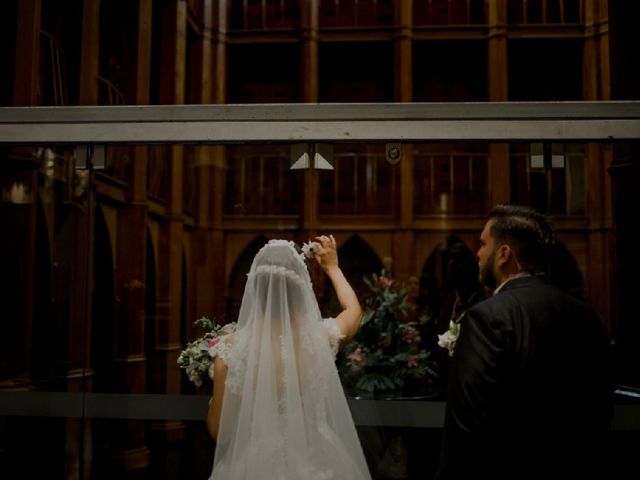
[0,140,637,479]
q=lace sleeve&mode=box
[322,318,345,357]
[210,335,234,365]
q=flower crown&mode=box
[262,239,318,266]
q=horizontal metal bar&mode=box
[1,392,639,430]
[0,102,638,143]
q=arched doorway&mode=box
[91,207,116,393]
[321,235,383,317]
[420,236,480,333]
[547,241,584,299]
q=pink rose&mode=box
[407,358,418,368]
[347,348,367,367]
[207,338,220,348]
[379,277,395,288]
[401,326,421,344]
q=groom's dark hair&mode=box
[488,204,554,272]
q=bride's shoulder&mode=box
[211,332,236,365]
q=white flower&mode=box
[178,318,238,387]
[301,241,318,259]
[438,321,461,357]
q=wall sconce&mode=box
[1,182,33,204]
[290,143,334,170]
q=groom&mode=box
[435,204,613,480]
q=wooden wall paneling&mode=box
[13,0,41,106]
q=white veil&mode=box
[210,240,371,480]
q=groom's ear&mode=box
[496,244,512,267]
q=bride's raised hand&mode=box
[313,235,338,273]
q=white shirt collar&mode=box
[493,272,532,296]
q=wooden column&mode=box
[487,0,509,207]
[79,0,100,105]
[300,0,321,286]
[392,0,415,281]
[209,0,228,321]
[583,0,613,327]
[190,0,217,326]
[13,0,41,106]
[301,0,319,103]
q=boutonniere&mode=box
[437,315,463,357]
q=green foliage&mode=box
[339,271,439,394]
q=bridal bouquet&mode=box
[338,271,438,394]
[177,316,237,387]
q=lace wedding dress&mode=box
[209,240,371,480]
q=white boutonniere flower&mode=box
[438,319,461,357]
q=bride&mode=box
[206,235,371,479]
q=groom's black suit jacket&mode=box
[436,275,612,480]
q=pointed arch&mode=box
[420,235,479,332]
[548,241,584,299]
[144,230,157,393]
[32,195,53,381]
[320,235,384,317]
[91,205,117,393]
[227,235,268,322]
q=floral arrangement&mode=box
[338,271,438,394]
[177,316,237,387]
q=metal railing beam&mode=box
[0,102,638,144]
